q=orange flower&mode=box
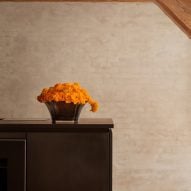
[37,82,98,112]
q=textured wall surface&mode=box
[1,2,191,191]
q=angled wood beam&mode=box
[155,0,191,38]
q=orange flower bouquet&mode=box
[37,82,98,123]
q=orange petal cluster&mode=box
[37,82,98,112]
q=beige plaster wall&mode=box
[1,2,191,191]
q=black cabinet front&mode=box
[27,131,111,191]
[0,140,26,191]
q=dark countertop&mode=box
[0,118,113,132]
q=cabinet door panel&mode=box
[27,132,110,191]
[0,139,26,191]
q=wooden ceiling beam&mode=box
[155,0,191,38]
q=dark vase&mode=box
[45,101,84,124]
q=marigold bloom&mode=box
[37,82,98,112]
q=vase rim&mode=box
[46,101,85,104]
